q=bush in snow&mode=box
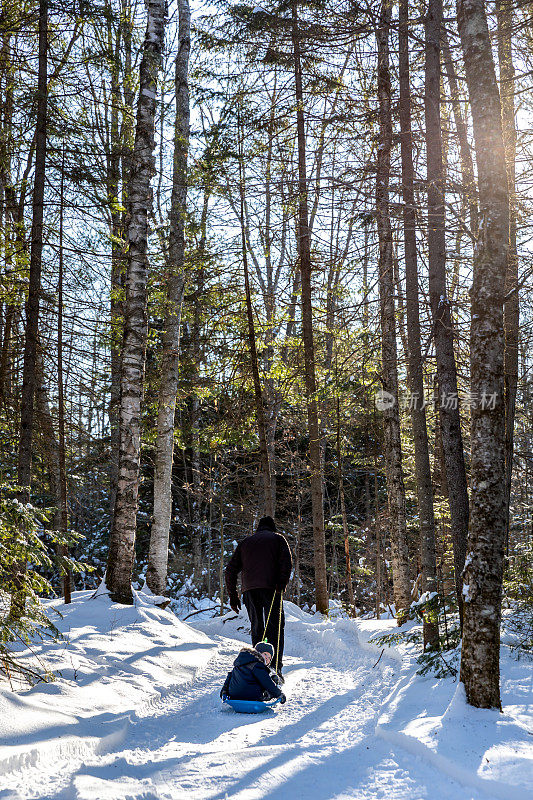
[503,540,533,657]
[0,485,88,686]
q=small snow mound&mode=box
[441,681,469,722]
[283,601,313,622]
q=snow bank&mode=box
[0,590,216,776]
[353,616,532,800]
[4,591,530,800]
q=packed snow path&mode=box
[1,609,507,800]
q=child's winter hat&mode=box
[255,641,275,658]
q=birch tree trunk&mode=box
[457,0,509,709]
[108,9,124,529]
[146,0,190,596]
[425,0,469,615]
[291,0,328,614]
[497,0,518,550]
[399,0,438,648]
[110,2,135,525]
[375,0,411,624]
[106,0,167,603]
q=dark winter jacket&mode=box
[221,648,282,701]
[225,526,292,600]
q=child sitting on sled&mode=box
[220,642,286,703]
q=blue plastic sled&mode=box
[221,694,283,714]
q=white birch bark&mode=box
[106,0,167,603]
[146,0,190,595]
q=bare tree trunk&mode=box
[219,477,225,615]
[190,302,203,582]
[58,148,71,603]
[294,492,302,606]
[457,0,509,709]
[34,354,60,516]
[375,0,411,624]
[237,116,274,518]
[441,31,478,234]
[10,0,47,619]
[496,0,518,552]
[425,0,469,616]
[291,0,328,614]
[0,30,14,403]
[336,398,354,614]
[17,0,47,495]
[146,0,189,595]
[399,0,438,648]
[261,82,281,515]
[106,0,167,603]
[188,192,209,581]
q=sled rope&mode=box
[262,589,283,675]
[262,591,277,641]
[275,591,282,674]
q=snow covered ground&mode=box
[0,591,531,799]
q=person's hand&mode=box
[230,595,241,613]
[272,673,281,686]
[279,693,286,704]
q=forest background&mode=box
[0,0,531,710]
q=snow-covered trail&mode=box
[2,613,496,800]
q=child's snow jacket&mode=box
[221,648,282,701]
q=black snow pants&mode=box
[242,588,285,671]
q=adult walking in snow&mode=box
[225,516,292,676]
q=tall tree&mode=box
[146,0,191,595]
[375,0,411,624]
[109,1,135,528]
[336,396,355,613]
[425,0,469,615]
[457,0,510,709]
[399,0,438,648]
[291,0,328,614]
[17,0,47,495]
[10,0,48,619]
[497,0,519,548]
[441,31,478,234]
[106,0,167,603]
[57,147,71,603]
[108,7,125,528]
[237,112,274,518]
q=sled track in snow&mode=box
[0,622,392,799]
[0,638,222,797]
[1,619,504,800]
